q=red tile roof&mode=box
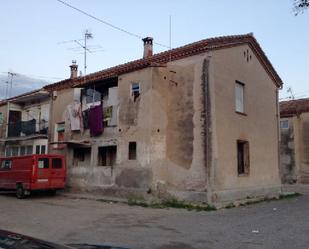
[280,98,309,117]
[44,33,283,91]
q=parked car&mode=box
[0,229,133,249]
[0,154,66,198]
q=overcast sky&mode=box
[0,0,308,100]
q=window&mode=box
[0,160,12,170]
[52,158,62,169]
[36,145,40,154]
[41,145,46,154]
[38,158,49,169]
[237,140,249,175]
[98,146,117,166]
[0,112,3,125]
[73,148,91,166]
[280,120,289,129]
[235,81,244,113]
[56,122,65,141]
[5,148,11,157]
[131,82,140,101]
[20,146,26,156]
[26,146,33,155]
[128,142,137,160]
[11,147,18,157]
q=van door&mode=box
[36,157,50,189]
[50,157,65,189]
[0,159,12,189]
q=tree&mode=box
[294,0,309,15]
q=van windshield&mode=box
[38,158,49,169]
[52,158,62,169]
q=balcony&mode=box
[7,119,48,139]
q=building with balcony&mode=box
[0,89,50,157]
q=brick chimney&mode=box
[69,60,78,79]
[142,37,153,59]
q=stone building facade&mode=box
[280,99,309,184]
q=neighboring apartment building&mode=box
[42,33,283,204]
[0,89,50,157]
[280,99,309,184]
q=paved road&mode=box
[0,192,308,249]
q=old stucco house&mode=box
[41,33,283,204]
[280,99,309,184]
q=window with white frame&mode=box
[235,81,245,113]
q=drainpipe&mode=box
[276,88,282,192]
[202,56,213,203]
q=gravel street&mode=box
[0,191,308,249]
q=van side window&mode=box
[52,158,62,169]
[38,158,49,169]
[0,160,12,170]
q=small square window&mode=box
[131,82,140,101]
[280,120,289,129]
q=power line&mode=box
[55,0,170,49]
[0,72,62,80]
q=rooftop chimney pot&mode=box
[142,37,153,59]
[70,60,78,79]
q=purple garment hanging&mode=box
[89,104,103,136]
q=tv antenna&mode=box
[287,87,295,100]
[1,72,17,98]
[59,30,104,75]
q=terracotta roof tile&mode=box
[42,33,282,91]
[280,98,309,117]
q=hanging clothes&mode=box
[89,104,103,136]
[66,102,82,131]
[82,109,90,129]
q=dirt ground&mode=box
[0,190,308,249]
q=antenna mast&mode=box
[83,29,93,75]
[169,15,172,61]
[7,72,16,98]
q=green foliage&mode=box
[294,0,309,15]
[128,198,216,211]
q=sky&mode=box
[0,0,308,100]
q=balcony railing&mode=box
[7,119,48,138]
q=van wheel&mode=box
[48,190,56,196]
[16,185,25,199]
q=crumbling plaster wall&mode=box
[150,54,208,193]
[280,117,297,183]
[67,68,154,190]
[297,113,309,183]
[210,44,281,202]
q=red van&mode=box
[0,154,66,198]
